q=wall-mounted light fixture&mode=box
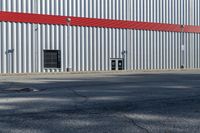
[180,25,184,32]
[66,18,71,26]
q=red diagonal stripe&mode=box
[0,11,200,33]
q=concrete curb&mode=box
[0,69,200,77]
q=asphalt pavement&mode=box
[0,70,200,133]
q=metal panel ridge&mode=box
[1,11,200,33]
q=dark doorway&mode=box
[111,60,116,70]
[111,59,124,71]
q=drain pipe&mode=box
[66,18,71,72]
[180,25,185,69]
[121,50,127,70]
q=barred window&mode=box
[43,50,61,68]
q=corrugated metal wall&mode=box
[2,0,199,24]
[128,30,182,70]
[0,22,128,73]
[0,0,200,74]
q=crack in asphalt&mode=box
[66,88,200,133]
[68,87,151,133]
[1,80,200,133]
[121,94,200,133]
[123,113,151,133]
[117,94,200,133]
[68,88,88,100]
[67,87,90,114]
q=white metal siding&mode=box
[0,0,200,74]
[2,0,199,25]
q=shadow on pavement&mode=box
[0,73,200,133]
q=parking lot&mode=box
[0,70,200,133]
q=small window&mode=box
[43,50,61,68]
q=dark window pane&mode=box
[44,50,61,68]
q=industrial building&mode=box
[0,0,200,74]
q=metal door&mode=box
[111,60,116,70]
[118,60,123,70]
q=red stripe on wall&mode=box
[0,11,200,33]
[0,11,67,25]
[184,26,200,33]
